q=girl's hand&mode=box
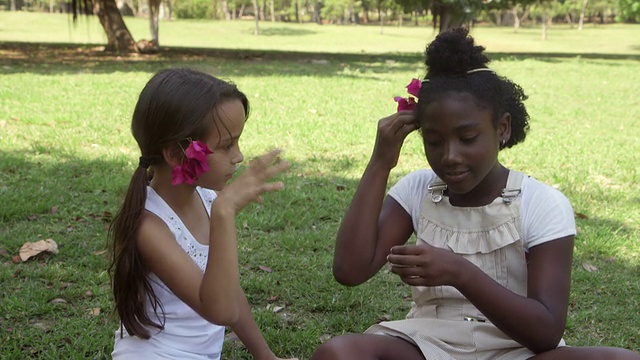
[370,111,419,170]
[387,243,466,287]
[217,149,290,213]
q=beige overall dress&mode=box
[366,171,551,360]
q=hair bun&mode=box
[425,27,490,77]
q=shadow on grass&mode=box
[245,27,318,36]
[2,147,640,357]
[1,42,639,78]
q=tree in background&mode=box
[617,0,640,22]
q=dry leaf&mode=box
[376,314,392,323]
[86,308,101,316]
[0,247,7,256]
[27,214,38,221]
[12,255,22,264]
[49,298,67,305]
[91,250,107,256]
[19,239,58,262]
[575,212,588,219]
[258,265,272,273]
[50,206,58,214]
[318,334,333,343]
[267,295,279,303]
[266,304,284,313]
[582,261,598,273]
[336,184,346,191]
[224,331,239,342]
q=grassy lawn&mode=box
[1,12,639,359]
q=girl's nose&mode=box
[233,149,244,165]
[442,141,461,165]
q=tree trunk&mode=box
[294,0,299,22]
[512,5,520,33]
[222,0,231,20]
[379,9,384,34]
[93,0,138,52]
[578,0,587,30]
[252,0,260,34]
[566,13,573,28]
[149,0,160,45]
[438,3,463,32]
[260,0,265,20]
[541,1,547,41]
[238,3,245,18]
[10,0,16,11]
[312,0,321,24]
[165,0,172,20]
[269,0,275,21]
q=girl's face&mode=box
[420,92,510,205]
[197,99,246,191]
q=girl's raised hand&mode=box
[371,111,419,170]
[387,243,466,287]
[218,149,291,213]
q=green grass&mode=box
[1,11,640,359]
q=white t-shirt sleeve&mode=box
[521,177,577,251]
[387,170,436,233]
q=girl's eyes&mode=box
[460,135,478,144]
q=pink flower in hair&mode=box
[171,140,213,185]
[394,96,417,112]
[393,78,421,112]
[406,78,421,97]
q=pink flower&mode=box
[406,78,421,97]
[394,96,417,112]
[171,140,213,185]
[393,78,421,112]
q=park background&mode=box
[1,0,639,358]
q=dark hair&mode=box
[417,27,529,149]
[108,68,249,339]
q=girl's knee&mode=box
[312,336,350,360]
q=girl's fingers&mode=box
[390,244,425,255]
[264,160,291,179]
[261,181,285,193]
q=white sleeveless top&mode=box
[112,187,225,360]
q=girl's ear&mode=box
[162,147,182,167]
[498,112,512,144]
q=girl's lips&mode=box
[444,170,469,183]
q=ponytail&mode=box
[109,165,164,339]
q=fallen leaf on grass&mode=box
[224,331,239,342]
[27,214,38,221]
[91,250,107,256]
[258,265,272,273]
[582,261,598,273]
[86,308,101,316]
[575,212,588,219]
[12,255,22,264]
[336,184,346,191]
[49,298,67,305]
[266,304,284,313]
[318,334,333,343]
[19,239,58,262]
[50,206,58,214]
[267,295,279,303]
[375,314,392,323]
[0,247,7,256]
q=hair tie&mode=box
[421,68,495,84]
[138,156,153,169]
